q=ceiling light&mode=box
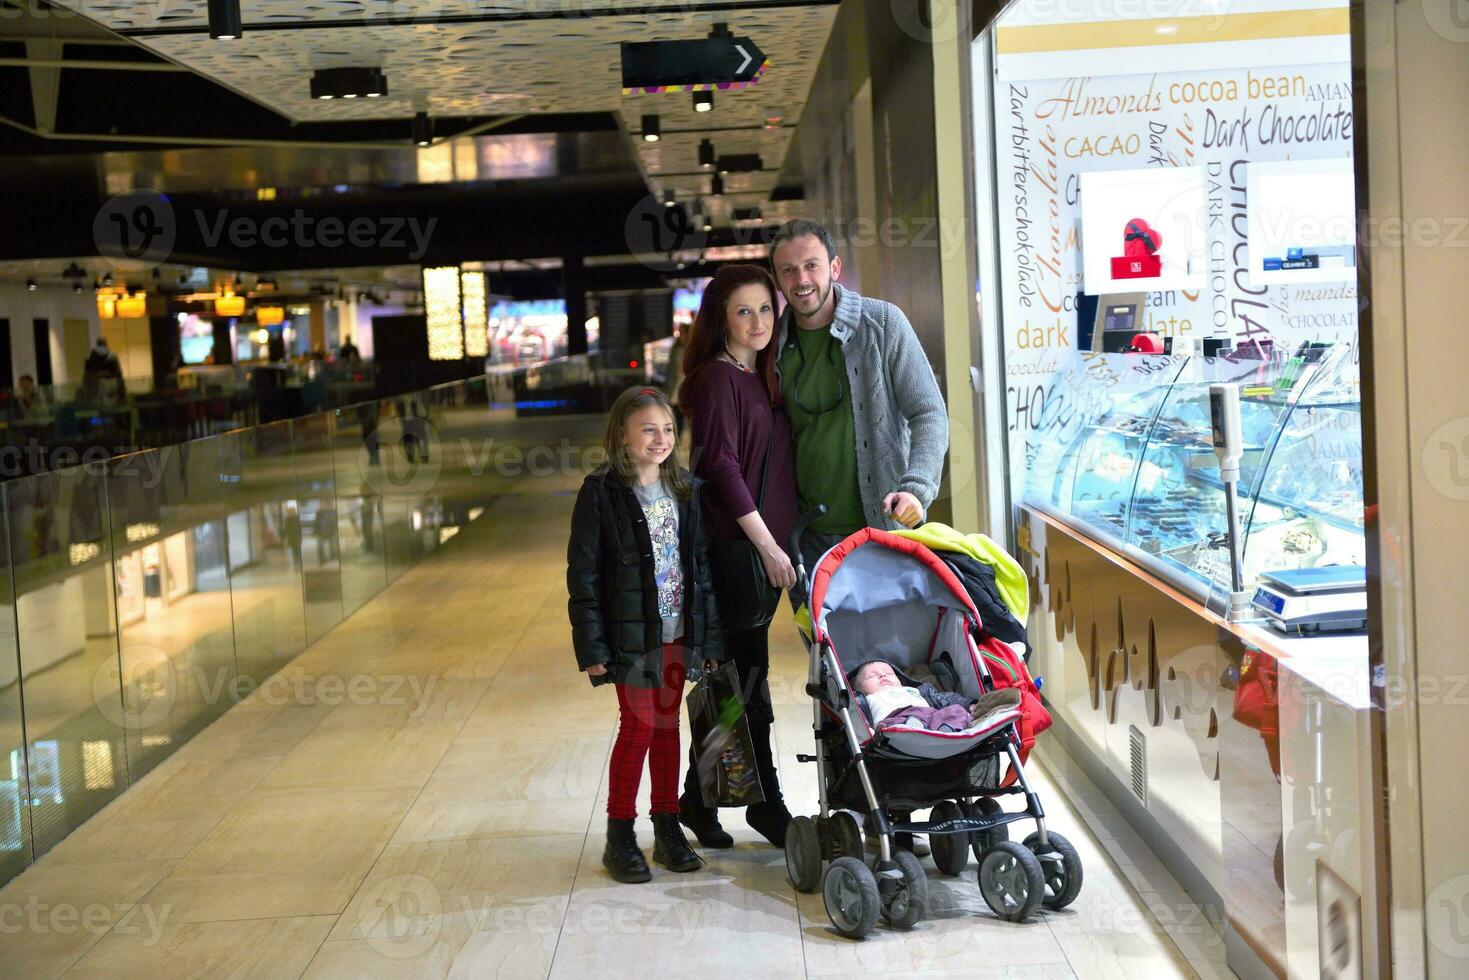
[698,138,715,169]
[693,91,714,113]
[25,277,37,291]
[74,282,83,294]
[102,271,113,286]
[663,190,677,208]
[641,114,661,142]
[63,262,86,279]
[208,0,242,40]
[310,66,388,101]
[710,173,724,196]
[412,111,433,147]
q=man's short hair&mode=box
[769,218,838,267]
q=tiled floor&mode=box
[0,459,1226,979]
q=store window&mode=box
[971,2,1373,977]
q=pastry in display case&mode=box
[1025,342,1364,615]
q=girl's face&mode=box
[622,404,676,471]
[723,282,776,354]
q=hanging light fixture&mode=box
[640,114,661,142]
[423,266,465,360]
[25,277,37,291]
[412,111,433,147]
[256,306,285,327]
[693,91,714,113]
[710,173,724,196]
[663,189,677,209]
[215,291,245,317]
[698,138,715,169]
[460,270,489,359]
[310,66,388,100]
[116,292,147,319]
[208,0,242,40]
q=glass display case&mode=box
[1024,343,1364,610]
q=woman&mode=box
[676,264,799,849]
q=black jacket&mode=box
[568,464,723,688]
[938,552,1027,646]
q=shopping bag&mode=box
[686,661,765,808]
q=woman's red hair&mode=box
[679,264,783,416]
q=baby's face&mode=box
[854,662,900,694]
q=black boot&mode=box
[602,818,651,883]
[746,799,792,848]
[651,812,703,872]
[679,793,733,849]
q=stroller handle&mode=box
[788,504,827,604]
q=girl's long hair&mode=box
[679,264,783,417]
[602,386,692,499]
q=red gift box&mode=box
[1111,254,1162,278]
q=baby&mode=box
[850,659,1020,733]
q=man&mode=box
[13,375,47,418]
[770,218,948,565]
[770,218,949,855]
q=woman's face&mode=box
[722,282,776,354]
[622,404,676,470]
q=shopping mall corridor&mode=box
[0,430,1226,979]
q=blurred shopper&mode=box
[82,336,126,405]
[13,375,47,418]
[675,265,798,850]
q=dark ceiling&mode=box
[0,0,816,286]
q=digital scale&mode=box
[1251,566,1367,635]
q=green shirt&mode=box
[780,324,865,534]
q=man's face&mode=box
[771,234,840,320]
[854,661,900,694]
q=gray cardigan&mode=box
[775,283,949,530]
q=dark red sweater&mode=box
[684,360,799,557]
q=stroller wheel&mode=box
[977,841,1045,922]
[786,816,822,893]
[968,797,1008,862]
[1022,831,1083,911]
[928,801,969,876]
[823,857,881,939]
[879,849,928,929]
[829,811,864,861]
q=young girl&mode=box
[567,386,723,883]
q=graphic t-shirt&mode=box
[633,479,684,642]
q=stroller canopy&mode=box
[810,528,981,676]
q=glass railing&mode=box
[0,355,632,887]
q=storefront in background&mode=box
[968,3,1373,977]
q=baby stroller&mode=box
[784,509,1082,937]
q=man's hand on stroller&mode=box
[883,491,924,528]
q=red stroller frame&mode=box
[783,508,1082,936]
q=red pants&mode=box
[607,646,686,820]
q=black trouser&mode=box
[683,623,783,810]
